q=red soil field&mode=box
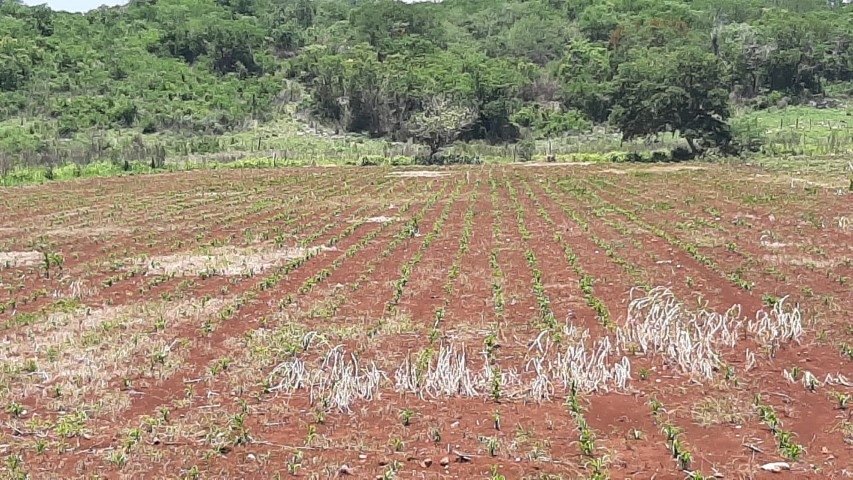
[0,164,851,479]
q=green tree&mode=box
[552,39,614,122]
[408,95,477,158]
[610,47,732,156]
[0,38,35,92]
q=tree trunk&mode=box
[685,137,700,158]
[429,143,439,158]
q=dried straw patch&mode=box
[761,254,840,269]
[363,216,396,223]
[388,171,450,178]
[135,245,336,277]
[0,296,231,402]
[691,394,751,426]
[44,226,130,237]
[0,251,42,268]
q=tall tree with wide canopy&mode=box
[610,47,732,156]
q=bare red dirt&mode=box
[1,164,850,479]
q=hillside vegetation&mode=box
[2,0,853,170]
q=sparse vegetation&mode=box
[0,159,848,477]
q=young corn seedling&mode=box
[831,391,850,410]
[491,365,502,402]
[754,395,805,460]
[840,343,853,361]
[484,329,499,361]
[6,401,24,417]
[286,451,303,475]
[487,465,506,480]
[41,251,64,279]
[578,427,596,456]
[400,409,414,426]
[481,436,500,456]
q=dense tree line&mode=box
[1,0,852,158]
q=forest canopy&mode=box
[1,0,853,159]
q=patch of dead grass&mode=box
[44,226,129,237]
[833,420,853,443]
[523,161,596,167]
[601,165,708,175]
[0,296,231,403]
[691,394,751,427]
[761,254,839,269]
[363,216,395,223]
[388,171,450,178]
[137,245,336,277]
[682,230,725,249]
[0,250,41,268]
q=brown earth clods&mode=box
[0,164,851,479]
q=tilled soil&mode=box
[1,164,850,479]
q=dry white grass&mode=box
[67,279,100,300]
[388,171,450,178]
[527,324,631,394]
[260,287,806,411]
[268,344,385,412]
[759,233,789,249]
[761,254,838,268]
[523,161,596,167]
[1,225,175,238]
[601,165,707,175]
[257,291,813,417]
[0,296,230,401]
[617,287,743,379]
[267,332,631,413]
[363,216,396,223]
[43,226,131,237]
[617,287,803,378]
[395,343,479,398]
[193,191,245,198]
[0,251,41,268]
[747,295,804,349]
[136,245,335,277]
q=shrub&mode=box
[650,151,669,163]
[511,106,592,138]
[670,147,694,161]
[359,155,385,166]
[415,151,481,165]
[515,139,535,162]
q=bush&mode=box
[511,106,592,138]
[140,117,158,134]
[57,118,79,138]
[625,152,645,163]
[515,139,535,162]
[359,155,385,166]
[415,152,481,165]
[650,151,669,162]
[670,147,694,161]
